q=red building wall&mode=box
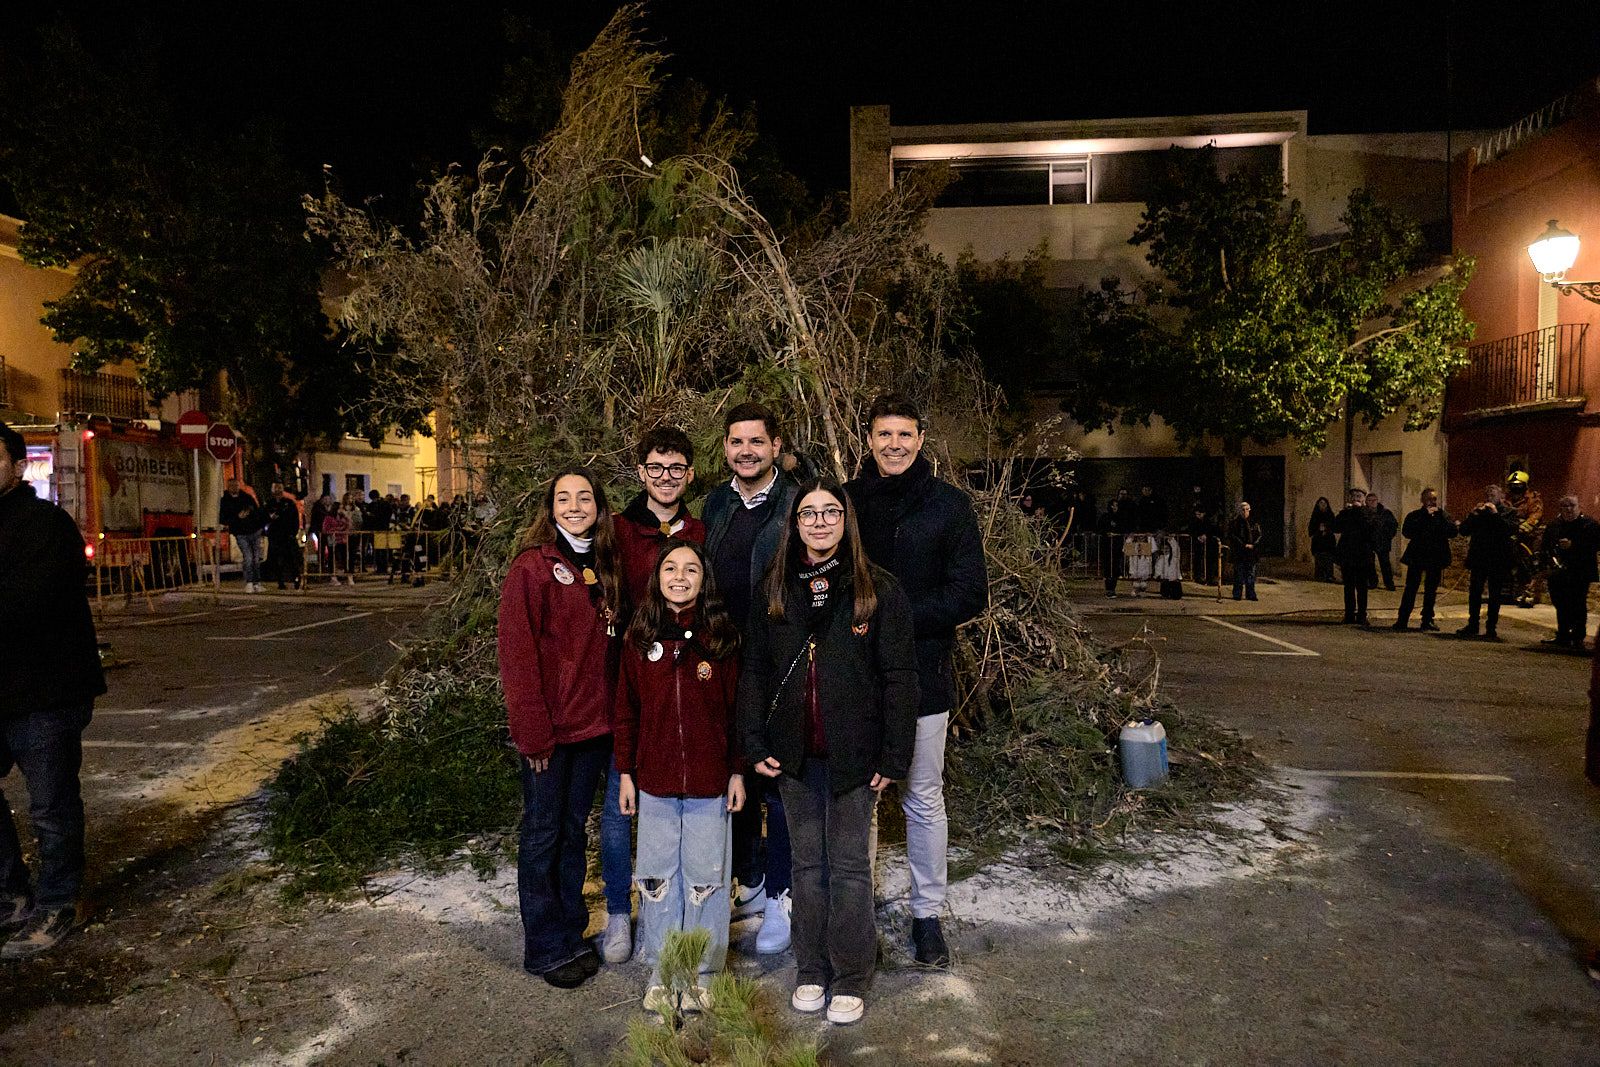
[1448,91,1600,512]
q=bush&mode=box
[264,687,521,897]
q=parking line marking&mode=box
[205,610,379,641]
[1290,769,1513,783]
[1198,615,1319,656]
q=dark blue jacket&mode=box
[702,474,800,608]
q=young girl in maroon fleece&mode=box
[498,467,622,989]
[614,540,743,1018]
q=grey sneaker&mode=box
[2,904,78,960]
[0,895,31,936]
[601,912,633,964]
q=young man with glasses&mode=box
[703,401,800,955]
[846,393,987,967]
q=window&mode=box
[345,473,368,496]
[1050,160,1088,204]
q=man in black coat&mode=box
[1392,488,1457,632]
[1541,495,1600,650]
[1334,488,1376,626]
[0,423,106,959]
[846,393,987,968]
[1457,484,1517,640]
[1366,493,1399,591]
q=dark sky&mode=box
[16,1,1600,201]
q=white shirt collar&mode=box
[558,528,594,553]
[732,469,778,509]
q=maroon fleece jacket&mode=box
[615,500,706,612]
[613,624,740,799]
[497,543,617,761]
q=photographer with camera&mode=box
[1540,495,1599,651]
[1457,484,1517,641]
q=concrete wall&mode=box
[0,215,80,422]
[1301,132,1457,239]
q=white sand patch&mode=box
[910,972,982,1006]
[367,865,517,924]
[877,770,1329,934]
[245,988,372,1067]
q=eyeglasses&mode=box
[642,463,690,479]
[797,506,845,526]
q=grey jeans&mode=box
[903,712,949,918]
[778,758,876,997]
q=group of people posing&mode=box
[496,396,986,1025]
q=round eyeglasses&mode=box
[642,463,690,479]
[797,506,845,526]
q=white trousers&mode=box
[903,712,949,918]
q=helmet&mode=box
[1506,470,1529,488]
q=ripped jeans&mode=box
[634,791,731,987]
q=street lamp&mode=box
[1527,219,1600,303]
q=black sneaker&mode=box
[1455,624,1479,637]
[535,955,591,989]
[0,895,31,937]
[1481,631,1501,642]
[1419,621,1440,632]
[1390,621,1408,631]
[575,944,601,978]
[911,916,952,968]
[1,904,78,960]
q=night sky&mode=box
[12,2,1600,202]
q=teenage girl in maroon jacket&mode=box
[497,467,622,989]
[614,540,744,1017]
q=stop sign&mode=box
[176,410,210,450]
[205,422,239,463]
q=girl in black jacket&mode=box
[737,478,918,1027]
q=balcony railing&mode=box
[59,367,151,420]
[1451,323,1587,415]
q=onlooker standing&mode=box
[605,426,706,965]
[321,501,353,585]
[1308,497,1338,583]
[219,478,264,593]
[1227,501,1262,601]
[0,422,106,959]
[1540,495,1600,650]
[1391,488,1455,632]
[1101,497,1128,598]
[1133,484,1167,534]
[365,489,393,575]
[1184,505,1220,585]
[737,479,919,1026]
[1456,485,1517,641]
[702,402,799,953]
[497,467,622,989]
[1334,488,1376,626]
[264,482,303,591]
[1366,492,1399,591]
[846,394,986,967]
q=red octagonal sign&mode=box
[205,422,239,463]
[176,409,210,450]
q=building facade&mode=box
[851,106,1466,557]
[1445,80,1600,513]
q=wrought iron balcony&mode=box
[59,367,152,420]
[1450,323,1588,418]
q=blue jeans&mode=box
[234,532,263,585]
[517,734,609,974]
[0,703,93,909]
[731,776,791,895]
[635,791,731,986]
[778,759,876,997]
[601,766,633,916]
[1232,558,1257,599]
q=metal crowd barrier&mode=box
[92,534,222,611]
[1059,532,1227,584]
[300,528,468,587]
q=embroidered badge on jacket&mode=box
[696,660,713,681]
[552,562,575,585]
[809,576,829,594]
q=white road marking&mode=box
[1290,769,1513,783]
[206,610,380,641]
[1198,615,1320,656]
[84,740,196,750]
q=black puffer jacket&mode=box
[846,456,987,717]
[737,563,919,794]
[0,485,106,715]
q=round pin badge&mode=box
[552,562,575,585]
[696,660,713,681]
[647,642,664,662]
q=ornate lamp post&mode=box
[1527,219,1600,303]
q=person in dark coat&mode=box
[701,402,800,951]
[0,422,106,960]
[1308,497,1338,582]
[264,482,303,590]
[1456,484,1517,640]
[1133,485,1167,533]
[1391,488,1456,632]
[1334,488,1376,626]
[1185,505,1221,585]
[218,478,264,592]
[1227,501,1262,601]
[1366,493,1399,591]
[1101,497,1128,597]
[737,478,919,1025]
[846,393,986,968]
[1540,495,1600,650]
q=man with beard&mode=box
[703,402,800,956]
[846,393,987,967]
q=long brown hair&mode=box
[520,466,622,620]
[765,477,878,626]
[625,539,740,660]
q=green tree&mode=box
[1067,148,1475,469]
[0,26,394,481]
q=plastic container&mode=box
[1119,718,1169,788]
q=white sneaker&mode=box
[601,913,632,963]
[244,583,257,593]
[790,984,826,1013]
[826,994,864,1025]
[755,889,791,954]
[732,878,766,920]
